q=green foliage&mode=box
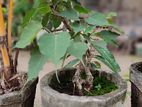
[15,21,42,48]
[92,40,120,72]
[22,9,37,27]
[16,0,122,80]
[42,13,62,29]
[22,2,51,27]
[64,59,80,68]
[74,4,90,13]
[95,31,120,44]
[13,0,33,37]
[28,48,48,80]
[85,76,118,96]
[59,8,79,20]
[85,12,109,26]
[38,32,71,64]
[71,22,87,33]
[67,42,88,61]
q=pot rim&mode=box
[0,73,38,106]
[40,68,127,103]
[130,61,142,92]
[130,61,142,73]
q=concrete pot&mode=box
[130,62,142,107]
[40,68,127,107]
[0,77,38,107]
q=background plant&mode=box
[16,0,123,95]
[0,0,21,93]
[12,0,33,37]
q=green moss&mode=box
[84,76,118,96]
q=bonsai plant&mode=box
[0,1,38,107]
[16,0,127,107]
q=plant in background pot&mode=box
[0,1,38,107]
[13,0,33,37]
[16,0,127,107]
[130,62,142,107]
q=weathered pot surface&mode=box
[130,62,142,107]
[40,68,127,107]
[0,75,38,107]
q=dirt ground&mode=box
[17,50,141,107]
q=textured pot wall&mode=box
[130,62,142,107]
[41,91,124,107]
[131,83,142,107]
[40,68,127,107]
[0,78,38,107]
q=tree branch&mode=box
[62,19,73,32]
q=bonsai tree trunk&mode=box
[72,49,94,95]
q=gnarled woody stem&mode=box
[72,44,94,95]
[72,62,94,96]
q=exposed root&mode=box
[72,62,94,96]
[0,71,27,95]
[72,43,95,95]
[72,64,84,95]
[84,66,94,91]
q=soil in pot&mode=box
[0,72,38,107]
[0,72,27,95]
[134,63,142,72]
[49,69,118,96]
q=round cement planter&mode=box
[40,68,127,107]
[0,77,38,107]
[130,62,142,107]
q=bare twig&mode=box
[51,28,64,32]
[13,49,19,73]
[62,19,72,32]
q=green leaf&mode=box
[15,21,42,48]
[59,8,79,20]
[74,4,90,13]
[63,0,68,2]
[64,59,80,68]
[111,24,124,34]
[38,3,51,15]
[90,62,101,70]
[28,48,47,80]
[51,14,62,29]
[33,0,40,8]
[22,3,51,27]
[85,12,109,26]
[92,40,120,72]
[106,12,117,24]
[38,32,71,64]
[42,13,61,29]
[22,9,37,27]
[84,26,96,34]
[95,55,119,72]
[96,31,120,44]
[42,13,51,27]
[67,42,88,60]
[71,22,87,33]
[92,40,107,49]
[106,12,117,19]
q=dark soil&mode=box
[0,72,27,95]
[134,63,142,72]
[49,69,118,96]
